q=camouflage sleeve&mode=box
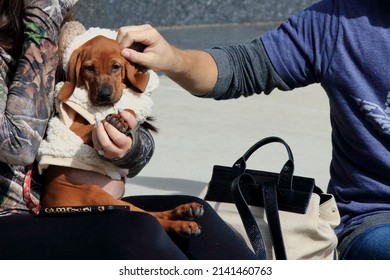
[111,127,155,178]
[0,0,72,166]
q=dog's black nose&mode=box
[97,86,112,103]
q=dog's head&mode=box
[60,35,149,106]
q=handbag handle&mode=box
[241,136,294,163]
[232,136,295,190]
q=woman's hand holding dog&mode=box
[92,109,137,160]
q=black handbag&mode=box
[204,136,340,260]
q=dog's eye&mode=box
[112,64,121,73]
[85,65,95,73]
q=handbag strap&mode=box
[262,182,287,260]
[231,174,268,259]
[232,174,288,260]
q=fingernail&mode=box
[95,120,101,127]
[118,108,125,114]
[121,49,130,58]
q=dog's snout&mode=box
[97,86,112,103]
[89,75,122,106]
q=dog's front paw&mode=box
[105,113,133,137]
[175,203,204,220]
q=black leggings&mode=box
[0,195,258,260]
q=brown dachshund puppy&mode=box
[42,35,203,237]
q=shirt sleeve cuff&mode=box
[201,48,234,99]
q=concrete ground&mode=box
[125,77,332,197]
[124,23,332,198]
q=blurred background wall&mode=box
[73,0,318,28]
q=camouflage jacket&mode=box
[0,0,155,215]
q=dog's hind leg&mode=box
[149,203,204,237]
[156,218,202,238]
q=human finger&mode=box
[102,120,133,152]
[91,122,103,155]
[118,109,138,129]
[92,121,129,159]
[116,24,155,48]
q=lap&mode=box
[124,195,258,260]
[0,195,258,260]
[0,210,186,260]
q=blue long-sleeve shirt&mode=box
[205,0,390,235]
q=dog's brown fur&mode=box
[42,35,203,237]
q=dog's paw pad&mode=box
[183,204,204,220]
[194,206,204,217]
[193,227,202,236]
[184,207,193,217]
[105,113,131,135]
[179,224,201,238]
[181,228,192,238]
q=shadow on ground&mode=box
[128,176,207,197]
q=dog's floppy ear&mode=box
[58,48,83,101]
[123,62,150,93]
[57,81,76,101]
[67,48,83,88]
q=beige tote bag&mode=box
[202,136,340,260]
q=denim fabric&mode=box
[341,224,390,260]
[338,213,390,260]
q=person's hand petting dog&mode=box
[116,25,218,96]
[92,109,138,160]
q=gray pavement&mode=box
[124,24,332,198]
[125,76,331,197]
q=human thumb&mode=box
[122,48,147,68]
[122,49,137,62]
